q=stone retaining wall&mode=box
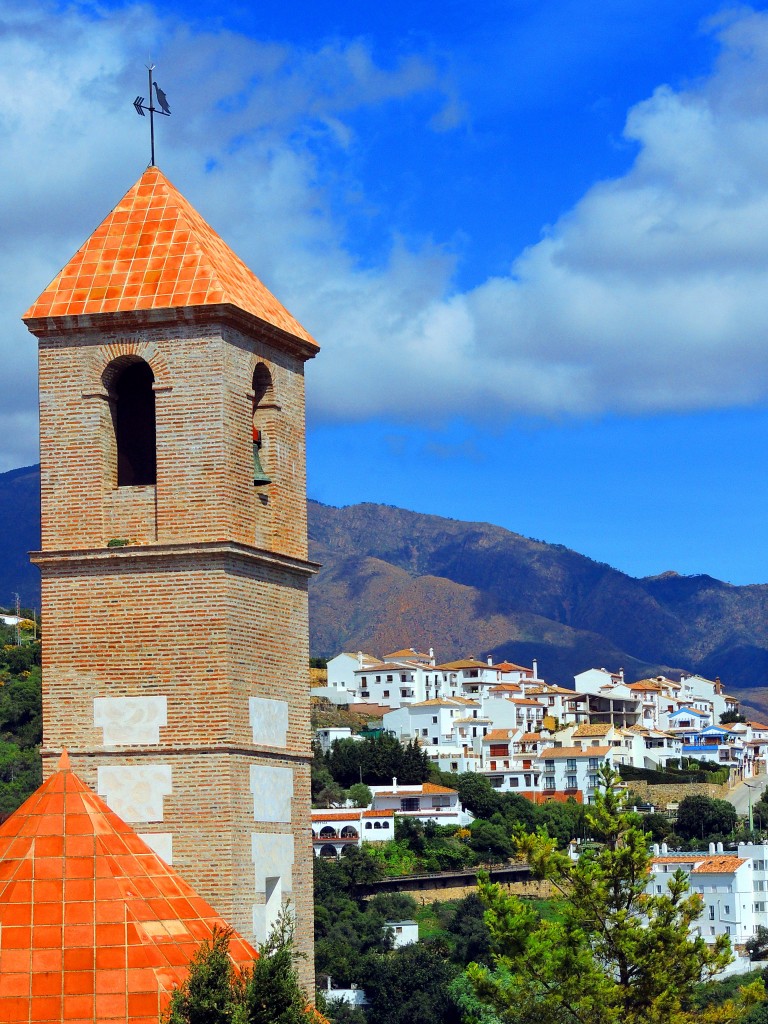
[627,780,731,809]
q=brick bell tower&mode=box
[22,166,319,970]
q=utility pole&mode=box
[13,593,20,647]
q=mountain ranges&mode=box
[3,464,768,716]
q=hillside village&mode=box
[314,648,762,801]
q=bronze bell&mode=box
[252,428,272,486]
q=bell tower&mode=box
[23,166,319,970]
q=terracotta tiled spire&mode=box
[23,165,317,347]
[0,760,256,1023]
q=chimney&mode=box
[533,659,538,678]
[661,842,668,854]
[487,656,493,666]
[709,842,716,854]
[619,667,624,683]
[653,843,660,856]
[357,650,363,667]
[717,842,724,854]
[392,776,397,794]
[429,647,435,665]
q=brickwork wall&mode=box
[32,308,317,986]
[38,319,308,559]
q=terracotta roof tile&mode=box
[23,166,317,348]
[573,724,614,736]
[538,746,611,758]
[0,753,256,1023]
[691,856,747,873]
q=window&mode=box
[382,821,390,829]
[387,675,393,682]
[726,926,731,935]
[111,359,157,486]
[656,885,662,894]
[450,762,458,771]
[509,778,519,787]
[432,737,438,745]
[588,758,599,769]
[382,690,389,697]
[432,716,438,724]
[724,906,730,915]
[373,822,381,830]
[544,778,555,791]
[709,906,715,920]
[376,676,381,683]
[544,760,555,771]
[566,759,577,772]
[365,822,372,830]
[400,798,420,812]
[566,775,578,790]
[421,728,428,736]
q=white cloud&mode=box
[6,3,768,471]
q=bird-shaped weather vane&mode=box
[133,64,171,166]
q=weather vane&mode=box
[133,64,171,167]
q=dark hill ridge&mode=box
[3,466,768,708]
[307,501,768,704]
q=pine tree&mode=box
[163,909,324,1024]
[466,765,737,1024]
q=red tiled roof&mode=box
[23,166,317,349]
[0,752,256,1023]
[311,810,362,821]
[538,746,611,758]
[483,729,514,742]
[691,856,747,874]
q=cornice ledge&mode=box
[30,539,320,577]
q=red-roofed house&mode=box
[369,782,471,827]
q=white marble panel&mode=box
[250,764,292,823]
[93,696,167,746]
[251,833,294,893]
[97,764,172,822]
[252,875,283,945]
[137,832,173,864]
[249,696,288,747]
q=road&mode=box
[725,777,767,817]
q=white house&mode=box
[535,745,614,803]
[385,920,419,947]
[324,652,379,699]
[311,808,395,857]
[314,726,361,754]
[369,781,472,827]
[649,842,768,947]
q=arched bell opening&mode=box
[251,363,274,487]
[104,358,157,487]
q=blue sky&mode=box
[4,0,768,582]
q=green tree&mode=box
[467,765,732,1024]
[361,943,462,1024]
[675,796,737,842]
[456,773,502,820]
[641,812,673,843]
[163,910,321,1024]
[346,783,372,807]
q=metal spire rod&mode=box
[133,64,171,167]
